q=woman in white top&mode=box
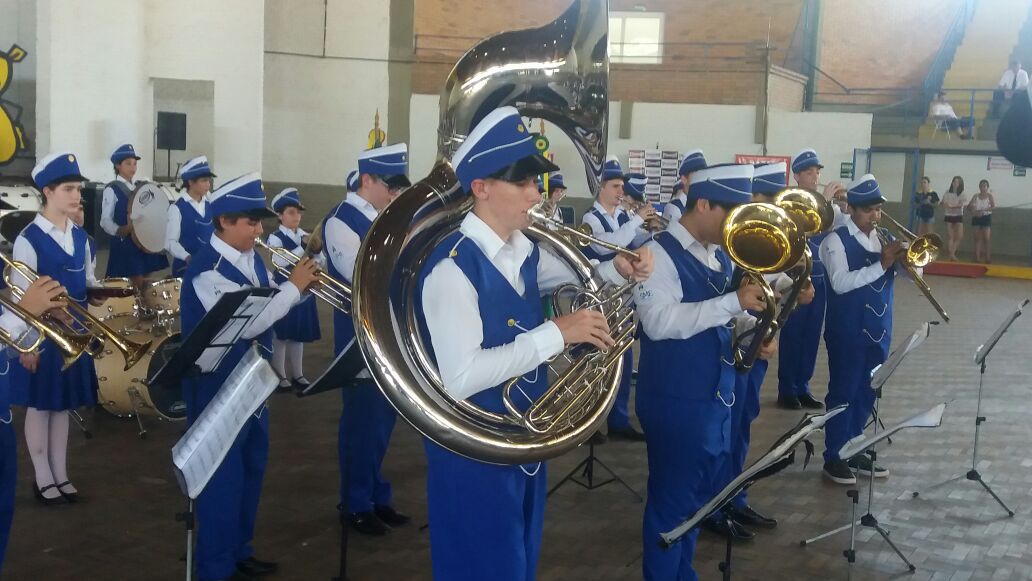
[940,175,967,261]
[967,179,996,263]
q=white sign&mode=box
[987,156,1015,171]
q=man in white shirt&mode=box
[818,174,904,486]
[929,92,972,139]
[993,60,1029,118]
[420,106,653,581]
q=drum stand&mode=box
[547,439,641,500]
[69,409,93,439]
[175,499,196,581]
[127,388,149,439]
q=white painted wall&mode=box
[767,110,873,185]
[870,152,908,202]
[922,154,1032,208]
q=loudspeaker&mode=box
[156,112,187,151]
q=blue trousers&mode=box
[639,393,732,581]
[823,344,881,463]
[424,440,546,581]
[0,419,15,574]
[195,410,269,581]
[777,279,826,398]
[728,360,767,509]
[607,350,634,430]
[338,380,396,513]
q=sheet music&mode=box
[171,346,280,498]
[974,298,1029,365]
[194,295,273,373]
[871,322,930,389]
[838,402,947,460]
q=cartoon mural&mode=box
[0,44,29,166]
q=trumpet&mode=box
[0,290,92,369]
[1,254,152,370]
[872,211,950,323]
[254,229,352,314]
[528,202,639,260]
[624,199,668,231]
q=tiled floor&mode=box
[4,273,1032,580]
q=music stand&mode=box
[296,337,367,397]
[911,299,1029,516]
[151,288,277,581]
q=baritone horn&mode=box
[873,211,950,323]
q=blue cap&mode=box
[753,162,788,195]
[792,149,823,174]
[622,173,648,202]
[32,152,88,189]
[209,172,276,218]
[180,155,216,181]
[600,155,623,182]
[451,106,559,191]
[687,163,754,205]
[678,149,707,176]
[358,144,411,187]
[272,187,305,212]
[110,143,141,165]
[547,172,566,192]
[535,176,546,193]
[345,169,359,192]
[845,174,886,207]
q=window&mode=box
[609,12,664,65]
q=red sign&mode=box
[735,154,792,183]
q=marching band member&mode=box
[12,153,102,506]
[819,174,903,485]
[345,169,360,194]
[663,149,706,227]
[71,203,95,270]
[622,173,657,249]
[166,155,215,277]
[323,144,411,535]
[266,188,321,391]
[419,106,653,581]
[582,158,653,441]
[101,143,168,288]
[180,172,319,581]
[635,163,767,580]
[546,172,567,222]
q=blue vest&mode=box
[824,225,895,356]
[581,207,629,261]
[23,223,88,304]
[638,231,737,401]
[416,231,549,414]
[268,230,302,285]
[174,197,214,258]
[808,232,828,285]
[107,180,132,227]
[668,197,686,214]
[323,202,371,352]
[180,244,274,415]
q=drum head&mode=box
[130,183,174,253]
[148,333,186,419]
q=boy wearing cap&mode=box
[635,164,769,581]
[166,155,216,277]
[180,172,319,581]
[664,149,707,227]
[12,153,103,506]
[819,174,904,485]
[419,106,653,581]
[102,143,168,288]
[545,172,567,222]
[322,143,412,536]
[266,188,321,392]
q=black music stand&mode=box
[911,299,1028,516]
[150,288,276,581]
[296,337,367,397]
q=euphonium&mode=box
[351,0,618,464]
[873,211,949,323]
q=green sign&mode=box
[840,162,853,179]
[1015,167,1027,177]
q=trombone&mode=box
[873,211,950,323]
[528,202,640,260]
[1,254,152,370]
[254,224,353,314]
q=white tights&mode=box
[24,408,73,498]
[271,339,306,381]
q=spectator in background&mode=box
[967,179,996,264]
[929,92,972,139]
[941,176,967,261]
[992,61,1029,118]
[913,176,939,237]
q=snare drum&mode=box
[140,278,182,316]
[129,182,175,254]
[95,315,185,420]
[87,278,138,320]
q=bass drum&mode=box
[129,182,175,254]
[95,315,185,421]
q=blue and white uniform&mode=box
[664,149,707,227]
[166,156,215,277]
[102,144,168,277]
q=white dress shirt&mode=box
[422,212,626,401]
[819,219,890,295]
[324,195,378,282]
[930,101,958,119]
[101,175,135,237]
[11,214,99,296]
[165,192,209,261]
[999,68,1029,90]
[663,193,687,228]
[192,234,301,340]
[581,201,645,257]
[266,224,325,273]
[635,220,743,341]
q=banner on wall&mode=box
[734,154,791,183]
[987,156,1014,171]
[0,44,30,166]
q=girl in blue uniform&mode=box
[165,155,215,278]
[266,188,320,391]
[12,152,101,505]
[101,143,168,288]
[419,107,653,581]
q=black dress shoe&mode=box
[589,430,607,445]
[291,376,311,391]
[236,556,278,577]
[32,483,67,506]
[797,393,824,409]
[608,426,646,441]
[730,504,777,529]
[777,394,801,410]
[348,511,391,536]
[55,481,81,503]
[374,505,411,527]
[701,516,755,542]
[275,379,293,393]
